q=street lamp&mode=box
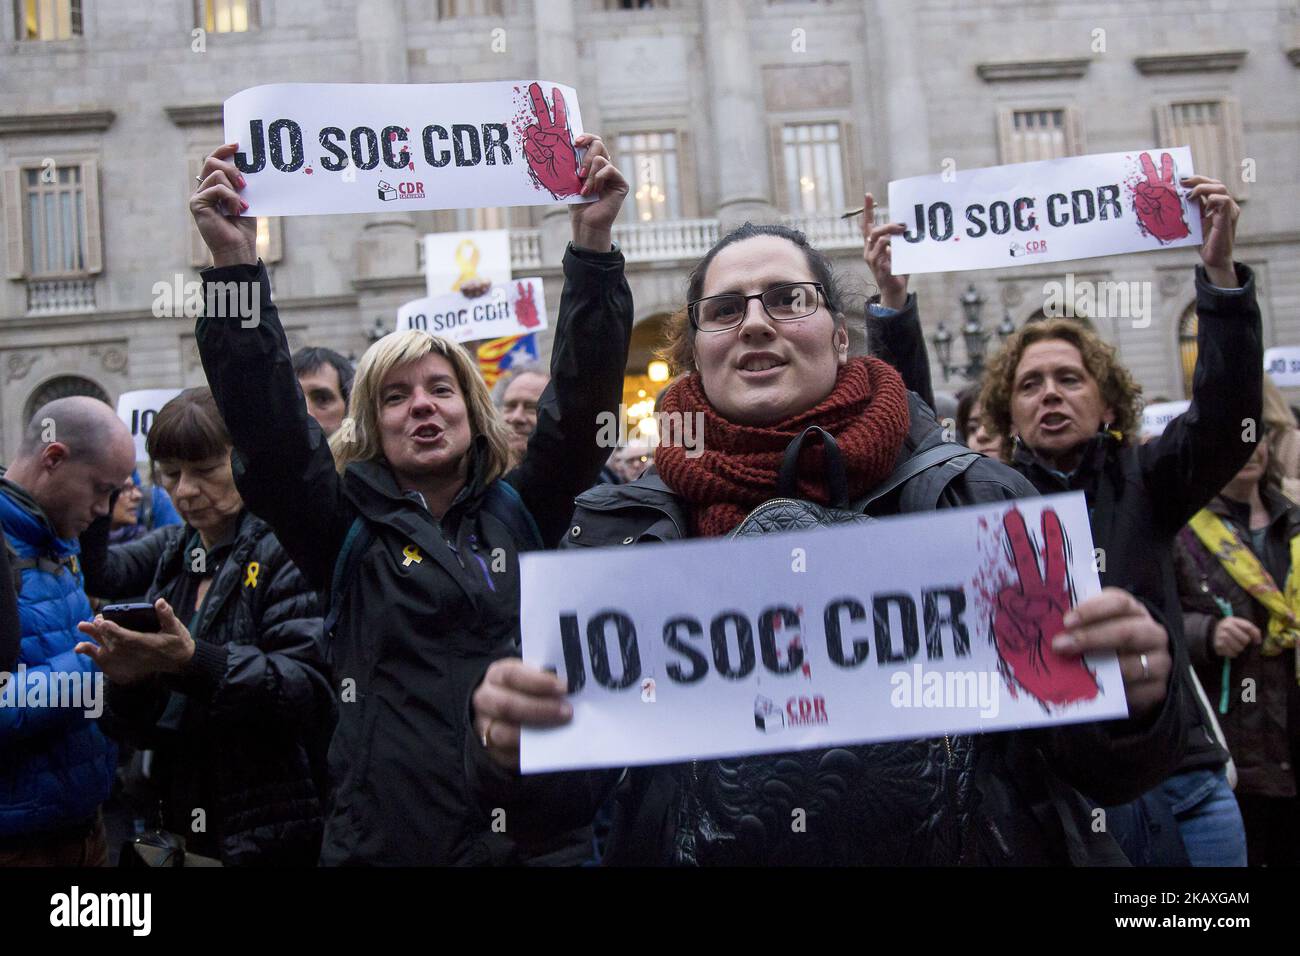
[996,310,1018,342]
[365,316,388,345]
[932,284,997,382]
[931,322,954,373]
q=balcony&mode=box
[27,277,96,316]
[618,217,719,263]
[509,229,542,271]
[504,210,885,272]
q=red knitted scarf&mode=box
[655,357,911,537]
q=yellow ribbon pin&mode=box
[451,239,481,292]
[402,546,423,567]
[243,561,260,588]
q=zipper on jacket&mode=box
[943,735,954,766]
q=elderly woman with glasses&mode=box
[466,218,1187,866]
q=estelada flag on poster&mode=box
[222,81,596,217]
[477,334,538,388]
[887,147,1204,275]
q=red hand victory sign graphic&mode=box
[992,508,1100,706]
[523,82,582,199]
[515,282,539,329]
[1133,151,1190,244]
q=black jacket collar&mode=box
[342,434,491,526]
[339,439,495,606]
[1012,432,1119,492]
[158,509,269,638]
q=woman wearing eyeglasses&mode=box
[466,220,1186,866]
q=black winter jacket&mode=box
[1008,264,1262,773]
[468,394,1190,865]
[80,510,334,865]
[196,246,632,865]
[1174,486,1300,798]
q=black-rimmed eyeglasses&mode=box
[688,282,825,333]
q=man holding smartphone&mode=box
[0,397,135,866]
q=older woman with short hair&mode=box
[76,387,333,866]
[972,177,1259,866]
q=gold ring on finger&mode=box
[1139,653,1150,681]
[481,719,495,750]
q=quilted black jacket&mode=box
[80,510,334,865]
[468,395,1190,865]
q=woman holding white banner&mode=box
[468,219,1185,866]
[974,177,1257,867]
[188,134,632,865]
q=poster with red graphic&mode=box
[396,277,547,343]
[519,492,1128,774]
[887,147,1203,275]
[221,81,595,216]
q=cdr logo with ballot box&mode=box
[754,694,829,734]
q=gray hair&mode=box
[490,361,549,407]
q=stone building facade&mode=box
[1,0,1297,458]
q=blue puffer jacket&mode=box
[0,475,116,838]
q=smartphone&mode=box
[101,602,162,633]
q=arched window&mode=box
[1178,303,1198,398]
[1021,307,1096,332]
[23,375,110,425]
[623,312,673,435]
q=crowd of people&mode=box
[0,127,1293,868]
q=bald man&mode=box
[0,397,134,864]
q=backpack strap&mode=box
[4,535,76,594]
[324,516,372,636]
[778,427,848,508]
[323,482,544,633]
[898,448,983,512]
[852,443,980,513]
[4,536,26,595]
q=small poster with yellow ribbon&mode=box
[423,230,512,299]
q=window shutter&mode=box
[1221,96,1248,200]
[3,167,24,279]
[1064,106,1085,156]
[263,217,283,263]
[1154,103,1175,149]
[996,109,1016,164]
[677,128,698,219]
[80,158,103,275]
[841,120,861,211]
[769,124,787,212]
[188,156,214,268]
